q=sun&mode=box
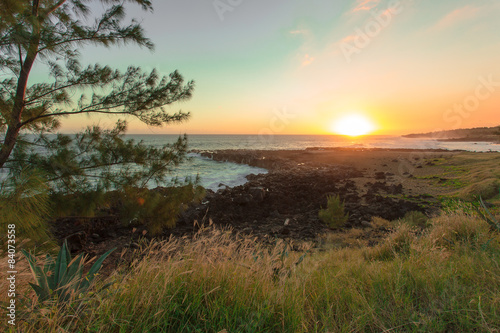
[331,114,375,137]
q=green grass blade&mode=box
[79,248,116,291]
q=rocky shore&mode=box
[50,148,464,267]
[174,149,451,241]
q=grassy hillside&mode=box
[403,126,500,142]
[5,206,500,333]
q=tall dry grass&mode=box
[6,210,500,333]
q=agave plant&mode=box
[477,196,500,232]
[22,240,115,303]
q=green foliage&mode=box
[15,214,500,332]
[0,1,197,248]
[319,194,349,228]
[48,184,206,234]
[477,197,500,232]
[0,170,54,250]
[399,210,429,229]
[441,197,478,215]
[22,240,115,303]
[367,223,416,261]
[50,189,108,218]
[0,0,194,194]
[9,123,189,193]
[114,184,206,235]
[253,239,309,282]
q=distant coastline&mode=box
[403,125,500,143]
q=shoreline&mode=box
[50,148,500,271]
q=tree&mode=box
[0,0,195,192]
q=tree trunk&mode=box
[0,2,40,169]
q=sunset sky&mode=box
[40,0,500,135]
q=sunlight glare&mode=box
[331,114,375,137]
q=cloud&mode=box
[352,0,380,13]
[302,54,315,66]
[340,35,357,43]
[289,29,308,35]
[430,5,480,31]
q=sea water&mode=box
[129,134,500,152]
[126,134,500,191]
[2,135,499,191]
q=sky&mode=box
[46,0,500,135]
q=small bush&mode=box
[319,194,349,228]
[400,211,429,229]
[22,240,115,303]
[366,223,416,260]
[50,184,206,235]
[427,212,492,249]
[115,185,206,235]
[371,216,391,228]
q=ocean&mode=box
[125,135,500,191]
[3,135,499,191]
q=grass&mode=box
[4,208,500,333]
[436,153,500,200]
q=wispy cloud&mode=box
[302,54,315,66]
[430,5,480,31]
[352,0,380,13]
[341,35,357,43]
[289,29,308,35]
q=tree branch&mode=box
[44,0,67,16]
[20,109,133,127]
[37,33,145,54]
[17,44,23,68]
[25,82,88,105]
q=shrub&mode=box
[49,184,206,235]
[366,223,416,260]
[427,212,491,250]
[319,194,349,228]
[115,184,206,235]
[22,240,115,303]
[477,196,500,232]
[399,211,429,229]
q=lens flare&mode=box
[331,114,375,136]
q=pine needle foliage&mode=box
[111,184,206,235]
[0,0,195,192]
[0,170,54,251]
[9,122,189,193]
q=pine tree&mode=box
[0,0,194,192]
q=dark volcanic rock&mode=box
[175,157,434,240]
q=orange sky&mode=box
[57,0,500,136]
